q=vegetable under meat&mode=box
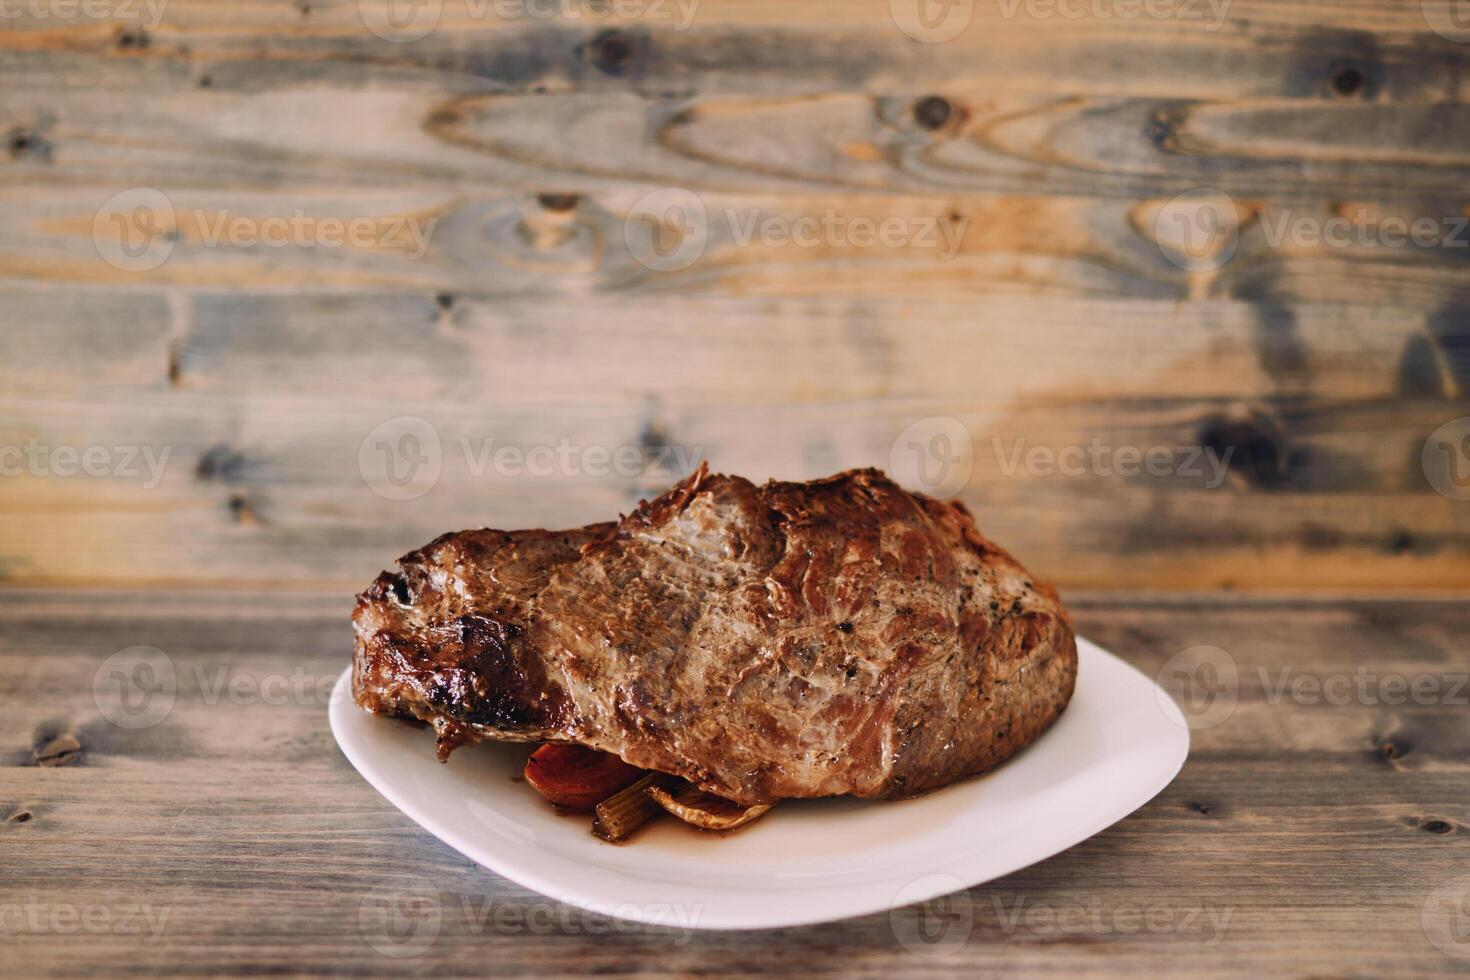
[647,781,774,831]
[592,772,679,842]
[522,743,645,810]
[523,742,777,841]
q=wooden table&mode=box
[7,589,1467,976]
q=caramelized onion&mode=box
[647,782,774,831]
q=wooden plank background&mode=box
[2,0,1469,593]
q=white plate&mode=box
[329,636,1188,930]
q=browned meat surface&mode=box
[353,465,1077,806]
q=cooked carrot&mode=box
[523,743,645,810]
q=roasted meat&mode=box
[352,465,1077,806]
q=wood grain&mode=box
[2,287,1467,590]
[3,590,1467,976]
[2,0,1469,593]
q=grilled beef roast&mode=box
[353,465,1077,806]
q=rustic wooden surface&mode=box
[3,590,1467,976]
[2,1,1469,591]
